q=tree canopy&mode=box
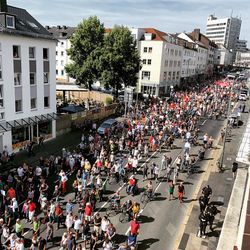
[65,17,141,94]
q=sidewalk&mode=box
[0,130,82,174]
[177,104,250,250]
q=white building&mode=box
[0,1,57,152]
[46,26,76,83]
[206,14,241,61]
[138,28,183,96]
[214,44,233,67]
[235,51,250,67]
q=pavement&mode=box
[177,99,250,250]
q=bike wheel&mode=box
[119,212,126,223]
[140,193,147,204]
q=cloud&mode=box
[8,0,249,46]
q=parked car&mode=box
[97,119,118,135]
[238,93,247,101]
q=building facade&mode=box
[235,39,248,53]
[235,51,250,67]
[138,28,183,96]
[46,26,76,83]
[206,14,242,61]
[0,1,57,152]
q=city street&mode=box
[18,114,228,249]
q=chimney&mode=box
[63,25,67,30]
[45,25,50,30]
[193,28,200,41]
[57,25,61,29]
[0,0,8,12]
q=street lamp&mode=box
[219,84,232,168]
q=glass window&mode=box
[0,85,3,99]
[13,45,20,58]
[61,42,64,47]
[61,51,64,56]
[148,59,151,65]
[29,47,35,59]
[61,70,64,76]
[44,73,49,83]
[163,72,167,81]
[61,60,64,66]
[0,56,2,80]
[142,59,146,64]
[148,47,152,53]
[56,51,58,56]
[31,98,36,109]
[143,47,147,53]
[44,96,50,108]
[141,71,150,80]
[30,73,36,85]
[43,48,49,60]
[6,15,15,29]
[0,112,4,120]
[14,73,21,86]
[15,100,22,112]
[56,69,58,75]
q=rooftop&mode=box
[45,26,76,39]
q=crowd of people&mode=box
[0,79,240,249]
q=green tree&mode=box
[65,16,105,90]
[100,26,141,95]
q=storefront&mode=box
[0,113,57,152]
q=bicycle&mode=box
[106,199,121,217]
[140,190,154,204]
[119,207,131,223]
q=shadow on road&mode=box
[138,215,155,224]
[137,238,160,249]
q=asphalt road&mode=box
[17,113,228,250]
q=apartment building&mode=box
[235,39,248,53]
[46,26,76,83]
[138,28,183,96]
[0,0,57,152]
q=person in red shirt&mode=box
[28,200,36,222]
[127,177,136,194]
[84,202,93,222]
[55,203,63,229]
[130,218,140,236]
[7,187,16,200]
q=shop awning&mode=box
[0,112,58,132]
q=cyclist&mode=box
[131,202,140,219]
[122,199,133,220]
[110,192,121,209]
[145,180,153,200]
[202,185,212,199]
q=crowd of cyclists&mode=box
[0,78,243,249]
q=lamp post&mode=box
[219,84,233,168]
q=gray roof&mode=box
[0,5,55,40]
[45,26,76,39]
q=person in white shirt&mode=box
[74,215,82,240]
[103,238,113,250]
[35,166,42,177]
[101,216,110,235]
[17,166,24,178]
[15,238,24,250]
[65,212,74,232]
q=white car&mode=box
[238,94,247,101]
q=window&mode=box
[56,51,58,56]
[165,60,168,67]
[30,98,36,109]
[0,112,4,120]
[56,60,58,66]
[13,45,20,58]
[14,73,21,86]
[148,47,152,53]
[142,59,146,64]
[142,71,150,80]
[6,15,15,29]
[43,48,49,60]
[173,71,176,80]
[44,73,49,83]
[176,71,180,80]
[61,60,64,66]
[15,100,22,112]
[30,73,36,85]
[61,51,64,56]
[29,47,35,59]
[44,96,49,108]
[56,69,58,75]
[61,70,64,76]
[143,47,148,53]
[61,42,64,47]
[169,60,173,67]
[168,71,172,80]
[0,56,2,80]
[163,72,167,81]
[148,59,151,65]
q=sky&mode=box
[9,0,250,46]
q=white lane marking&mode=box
[23,229,31,236]
[202,120,207,125]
